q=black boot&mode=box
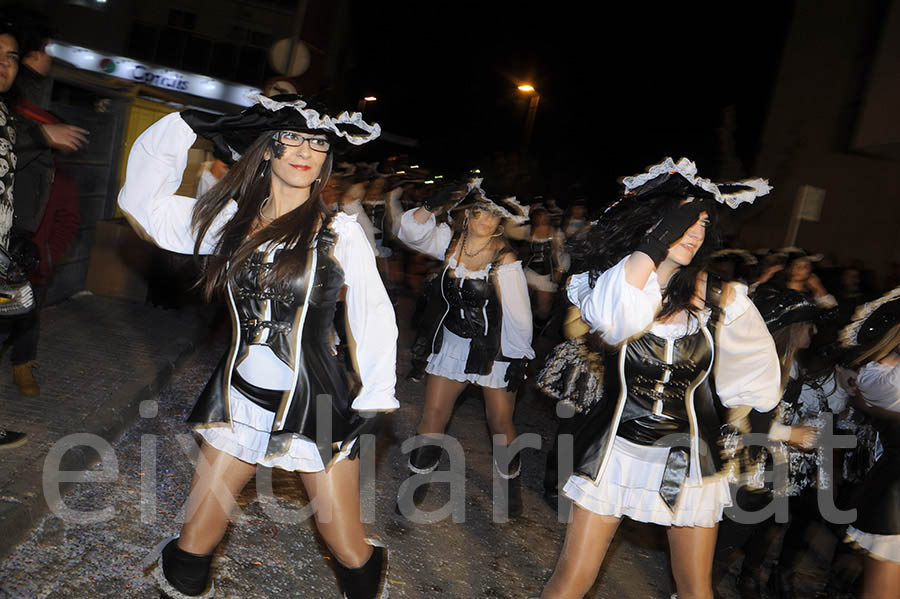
[494,455,523,521]
[396,442,443,515]
[408,443,442,474]
[147,537,215,599]
[334,543,389,599]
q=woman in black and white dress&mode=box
[541,158,779,599]
[842,288,900,599]
[118,95,396,599]
[397,181,534,518]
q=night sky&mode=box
[345,2,794,202]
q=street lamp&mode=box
[358,96,377,113]
[517,84,540,156]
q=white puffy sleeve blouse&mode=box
[568,258,780,412]
[397,208,452,260]
[117,112,237,254]
[857,361,900,413]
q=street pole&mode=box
[521,93,540,157]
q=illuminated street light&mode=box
[517,84,535,93]
[358,96,377,113]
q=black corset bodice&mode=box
[616,329,714,445]
[232,229,344,368]
[441,273,499,341]
[525,239,554,276]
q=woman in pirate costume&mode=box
[841,287,900,599]
[396,180,534,518]
[118,95,396,599]
[540,158,779,599]
[737,287,852,599]
[523,204,569,331]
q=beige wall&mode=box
[737,0,900,284]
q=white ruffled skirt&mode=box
[426,327,510,389]
[846,526,900,562]
[562,436,732,528]
[195,386,352,472]
[524,268,558,293]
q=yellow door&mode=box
[115,99,176,217]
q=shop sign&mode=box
[47,41,262,107]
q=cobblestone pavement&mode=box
[0,293,847,598]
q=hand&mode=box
[788,425,819,450]
[806,273,828,297]
[636,199,709,266]
[422,182,468,213]
[341,412,383,460]
[835,365,859,396]
[504,358,529,393]
[757,264,783,285]
[39,124,89,152]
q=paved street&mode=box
[0,293,846,598]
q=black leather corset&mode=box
[616,328,714,445]
[525,239,553,276]
[442,272,499,340]
[231,230,344,369]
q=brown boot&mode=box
[13,361,39,396]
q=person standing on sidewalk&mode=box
[119,95,396,599]
[8,15,85,396]
[0,17,27,449]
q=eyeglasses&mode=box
[275,131,331,152]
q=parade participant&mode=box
[523,205,568,332]
[541,158,778,599]
[763,247,838,308]
[396,179,533,518]
[118,94,396,599]
[736,287,851,599]
[841,287,900,599]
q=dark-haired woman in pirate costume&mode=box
[118,95,396,599]
[396,180,534,519]
[540,158,779,599]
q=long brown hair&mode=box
[851,323,900,367]
[190,131,334,300]
[772,322,813,392]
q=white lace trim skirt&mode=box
[195,386,352,473]
[562,436,732,528]
[524,268,558,293]
[846,526,900,562]
[426,327,510,389]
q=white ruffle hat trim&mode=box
[462,177,530,225]
[622,157,772,209]
[252,94,381,146]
